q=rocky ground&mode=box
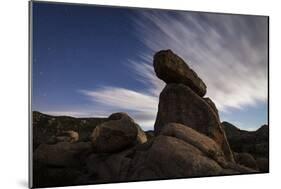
[32,50,269,188]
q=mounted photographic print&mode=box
[29,1,269,188]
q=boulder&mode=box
[128,131,257,180]
[160,123,227,165]
[154,83,234,162]
[108,113,147,144]
[130,135,223,179]
[90,112,138,153]
[153,49,206,97]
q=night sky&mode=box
[32,2,268,131]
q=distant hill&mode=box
[222,121,269,158]
[32,111,108,150]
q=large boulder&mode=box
[90,112,140,153]
[109,112,148,144]
[130,135,223,179]
[128,131,256,181]
[160,123,227,165]
[153,49,206,97]
[154,83,234,162]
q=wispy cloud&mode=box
[80,87,158,113]
[128,56,165,96]
[79,63,164,130]
[132,11,268,112]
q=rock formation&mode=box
[129,123,255,180]
[154,50,234,162]
[32,49,268,188]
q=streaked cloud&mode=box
[133,11,268,112]
[128,56,165,96]
[79,85,159,130]
[80,87,158,113]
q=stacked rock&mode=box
[153,49,234,162]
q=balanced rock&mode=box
[90,112,146,153]
[154,83,234,162]
[153,49,207,97]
